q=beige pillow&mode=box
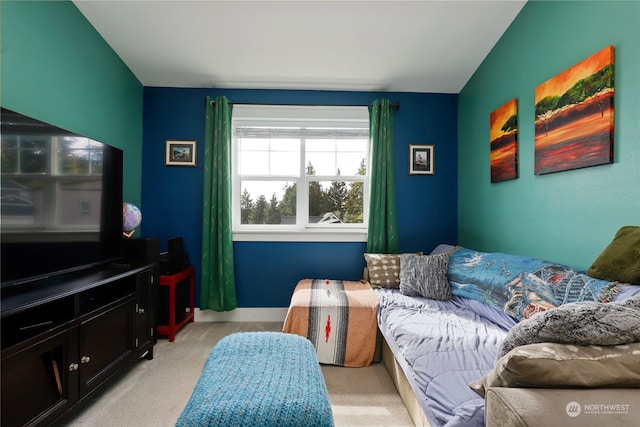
[470,342,640,398]
[364,252,422,288]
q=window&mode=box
[232,105,370,241]
[1,135,103,229]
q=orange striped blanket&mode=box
[283,279,379,367]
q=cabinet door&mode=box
[135,267,155,359]
[78,297,135,397]
[1,326,77,427]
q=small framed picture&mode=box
[165,140,197,167]
[409,144,434,175]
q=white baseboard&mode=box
[194,307,288,323]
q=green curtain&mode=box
[367,99,399,254]
[200,96,237,311]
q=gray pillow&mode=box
[498,295,640,359]
[399,253,452,300]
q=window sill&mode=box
[233,229,367,242]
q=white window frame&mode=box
[232,105,370,242]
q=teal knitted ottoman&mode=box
[176,332,334,427]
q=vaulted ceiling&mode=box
[73,0,526,93]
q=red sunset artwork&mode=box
[490,98,518,183]
[534,45,614,175]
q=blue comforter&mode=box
[375,289,517,427]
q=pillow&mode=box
[588,225,640,284]
[364,253,404,288]
[498,295,640,359]
[399,252,452,300]
[430,243,457,255]
[469,342,640,397]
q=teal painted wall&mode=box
[458,0,640,270]
[1,0,144,204]
[4,0,637,275]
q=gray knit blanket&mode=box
[499,295,640,358]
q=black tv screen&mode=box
[1,108,124,287]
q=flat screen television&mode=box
[1,107,124,287]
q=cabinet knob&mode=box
[81,356,91,364]
[138,308,145,314]
[69,363,79,371]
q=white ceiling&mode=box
[73,0,526,93]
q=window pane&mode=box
[20,138,48,174]
[269,138,299,151]
[87,140,105,175]
[240,180,296,225]
[337,139,368,152]
[239,137,269,151]
[1,138,19,173]
[337,138,368,175]
[306,138,367,176]
[240,151,270,175]
[306,152,335,175]
[1,177,44,226]
[57,179,102,227]
[270,138,299,176]
[306,139,336,176]
[307,180,363,224]
[239,137,299,176]
[58,148,91,174]
[57,137,103,175]
[306,139,335,152]
[337,152,367,176]
[270,151,299,176]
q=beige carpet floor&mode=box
[67,322,414,427]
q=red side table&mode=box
[157,265,195,342]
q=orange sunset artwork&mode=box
[490,98,518,183]
[534,45,614,175]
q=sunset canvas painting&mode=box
[534,45,614,175]
[490,98,518,183]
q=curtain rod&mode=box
[206,99,399,111]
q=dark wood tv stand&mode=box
[1,264,157,427]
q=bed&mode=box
[375,288,515,426]
[373,242,640,427]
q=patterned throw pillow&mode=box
[399,253,452,300]
[364,253,403,288]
